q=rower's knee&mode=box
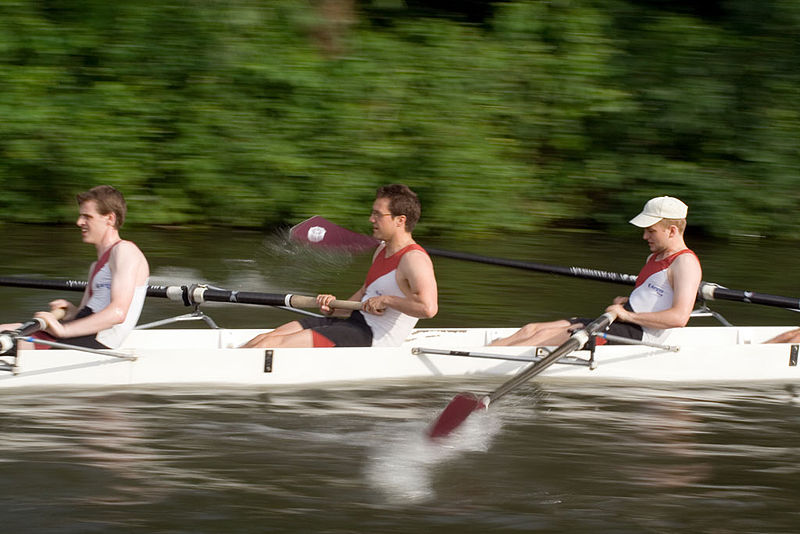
[517,323,541,337]
[766,328,800,344]
[241,332,273,348]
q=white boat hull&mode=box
[2,326,799,388]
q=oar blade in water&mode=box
[428,392,487,439]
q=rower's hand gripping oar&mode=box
[0,307,67,355]
[427,310,618,439]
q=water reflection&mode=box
[1,383,799,532]
[623,399,712,488]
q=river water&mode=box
[1,223,799,532]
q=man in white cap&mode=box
[490,196,702,347]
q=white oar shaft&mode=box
[488,311,617,403]
[595,333,680,352]
[18,337,134,359]
[412,346,594,366]
[412,347,538,362]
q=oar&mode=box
[423,248,637,285]
[0,277,363,311]
[0,307,67,355]
[291,215,382,253]
[289,216,800,312]
[427,311,617,439]
[289,216,637,285]
[699,283,800,311]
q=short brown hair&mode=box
[658,218,686,233]
[376,184,421,232]
[76,185,127,229]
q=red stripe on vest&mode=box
[634,249,696,289]
[364,243,426,289]
[88,241,121,297]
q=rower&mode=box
[0,186,149,353]
[241,184,438,349]
[489,196,702,348]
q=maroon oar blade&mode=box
[428,392,487,439]
[427,312,617,441]
[290,216,380,252]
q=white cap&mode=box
[629,196,688,228]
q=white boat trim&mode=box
[2,325,799,388]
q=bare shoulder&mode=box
[400,247,434,269]
[115,240,146,258]
[111,240,150,278]
[674,250,702,269]
[398,249,436,288]
[670,250,702,287]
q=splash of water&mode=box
[364,409,504,504]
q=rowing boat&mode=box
[3,227,800,389]
[2,324,798,388]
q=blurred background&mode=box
[4,7,800,530]
[2,0,799,240]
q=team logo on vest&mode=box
[647,282,665,297]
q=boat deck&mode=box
[2,325,798,388]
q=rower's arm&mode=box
[42,242,148,338]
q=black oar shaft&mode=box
[0,277,363,311]
[0,276,169,299]
[425,248,637,286]
[426,253,800,312]
[700,283,800,310]
[0,308,67,355]
[16,318,48,337]
[199,288,295,307]
[197,288,362,311]
[0,322,45,354]
[0,277,87,292]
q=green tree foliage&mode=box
[1,0,799,239]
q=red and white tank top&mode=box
[85,241,148,348]
[629,249,697,341]
[85,242,120,313]
[361,243,427,347]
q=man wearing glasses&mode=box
[243,184,438,348]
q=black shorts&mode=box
[30,307,109,350]
[298,311,373,347]
[568,317,643,343]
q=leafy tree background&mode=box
[2,0,798,239]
